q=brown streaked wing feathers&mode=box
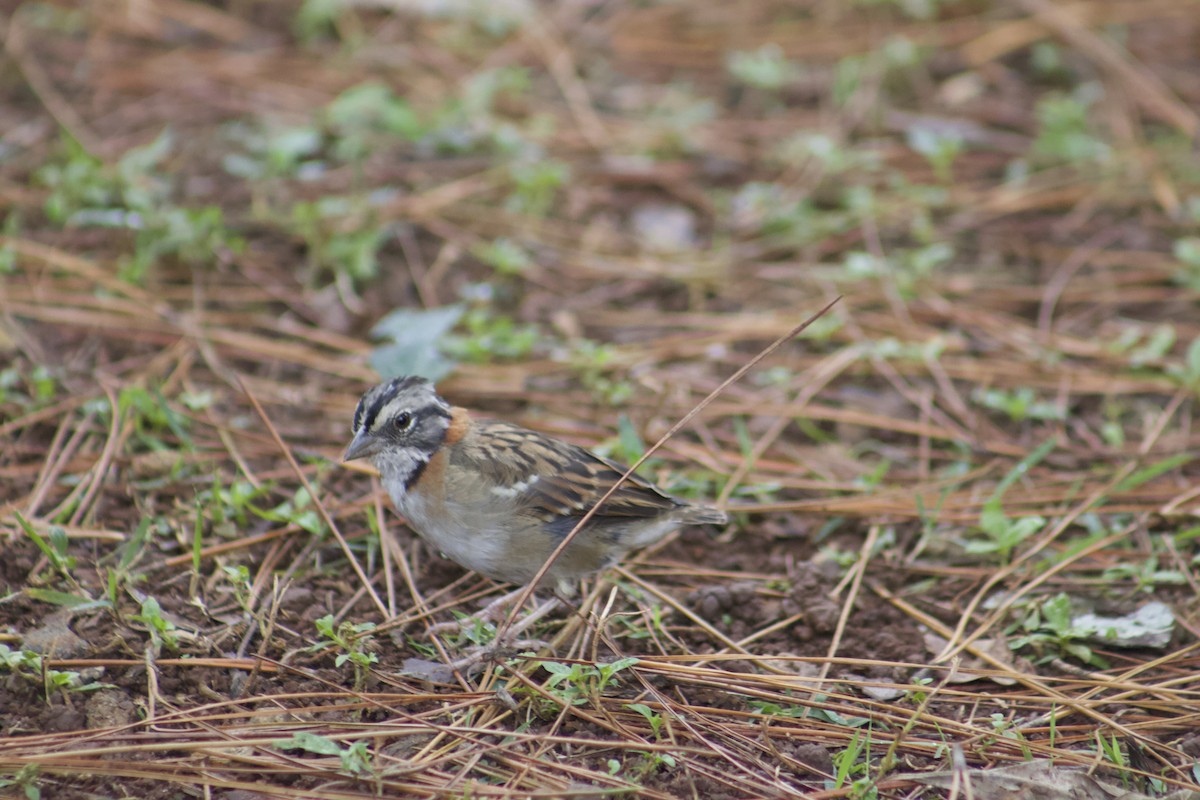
[459,420,683,522]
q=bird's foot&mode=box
[430,595,562,673]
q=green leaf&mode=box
[369,304,464,382]
[25,589,105,608]
[1113,453,1194,493]
[274,732,344,756]
[990,438,1056,503]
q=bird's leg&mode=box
[446,596,561,673]
[426,586,531,636]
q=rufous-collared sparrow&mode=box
[343,376,727,598]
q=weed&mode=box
[273,732,372,776]
[625,703,666,741]
[14,512,79,589]
[1030,90,1112,166]
[313,614,378,690]
[197,478,270,534]
[907,126,964,183]
[1101,553,1187,593]
[623,750,679,783]
[540,657,639,709]
[289,195,388,285]
[1173,237,1200,291]
[504,160,569,217]
[566,340,635,405]
[972,387,1065,423]
[131,596,180,653]
[473,237,533,276]
[1167,337,1200,390]
[35,131,242,282]
[987,714,1033,760]
[748,698,871,728]
[961,439,1055,562]
[254,486,326,538]
[118,385,194,452]
[220,564,255,614]
[369,304,465,382]
[1095,731,1129,787]
[447,611,499,648]
[324,82,425,161]
[1008,593,1107,668]
[0,645,92,697]
[855,0,945,21]
[1109,323,1176,367]
[0,764,42,800]
[221,121,324,182]
[829,728,877,799]
[0,365,58,409]
[727,44,801,93]
[442,306,540,363]
[103,516,152,616]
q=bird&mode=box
[342,376,727,604]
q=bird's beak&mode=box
[342,430,376,462]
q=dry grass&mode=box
[2,0,1200,797]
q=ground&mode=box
[2,1,1200,798]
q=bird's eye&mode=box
[393,411,414,431]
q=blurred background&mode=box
[2,0,1200,797]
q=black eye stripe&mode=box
[354,377,450,436]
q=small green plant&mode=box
[566,340,635,406]
[1101,554,1187,592]
[103,516,152,616]
[907,126,964,182]
[131,596,180,653]
[1095,731,1129,787]
[622,750,679,783]
[972,387,1065,423]
[273,732,372,776]
[442,307,540,363]
[0,644,89,697]
[220,564,255,614]
[828,728,876,798]
[961,439,1055,562]
[198,478,271,535]
[625,703,666,741]
[540,657,639,709]
[987,713,1033,760]
[313,614,378,690]
[1167,337,1200,390]
[0,210,19,273]
[0,763,42,800]
[14,512,79,588]
[1108,323,1176,367]
[748,698,871,728]
[504,160,569,217]
[289,195,388,285]
[221,121,323,182]
[447,611,498,648]
[323,82,425,161]
[254,486,326,537]
[35,131,242,283]
[368,303,465,382]
[473,237,533,276]
[1172,237,1200,291]
[964,505,1047,562]
[118,385,194,452]
[726,44,801,92]
[1031,91,1111,165]
[1008,593,1107,667]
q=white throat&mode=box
[372,446,430,497]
